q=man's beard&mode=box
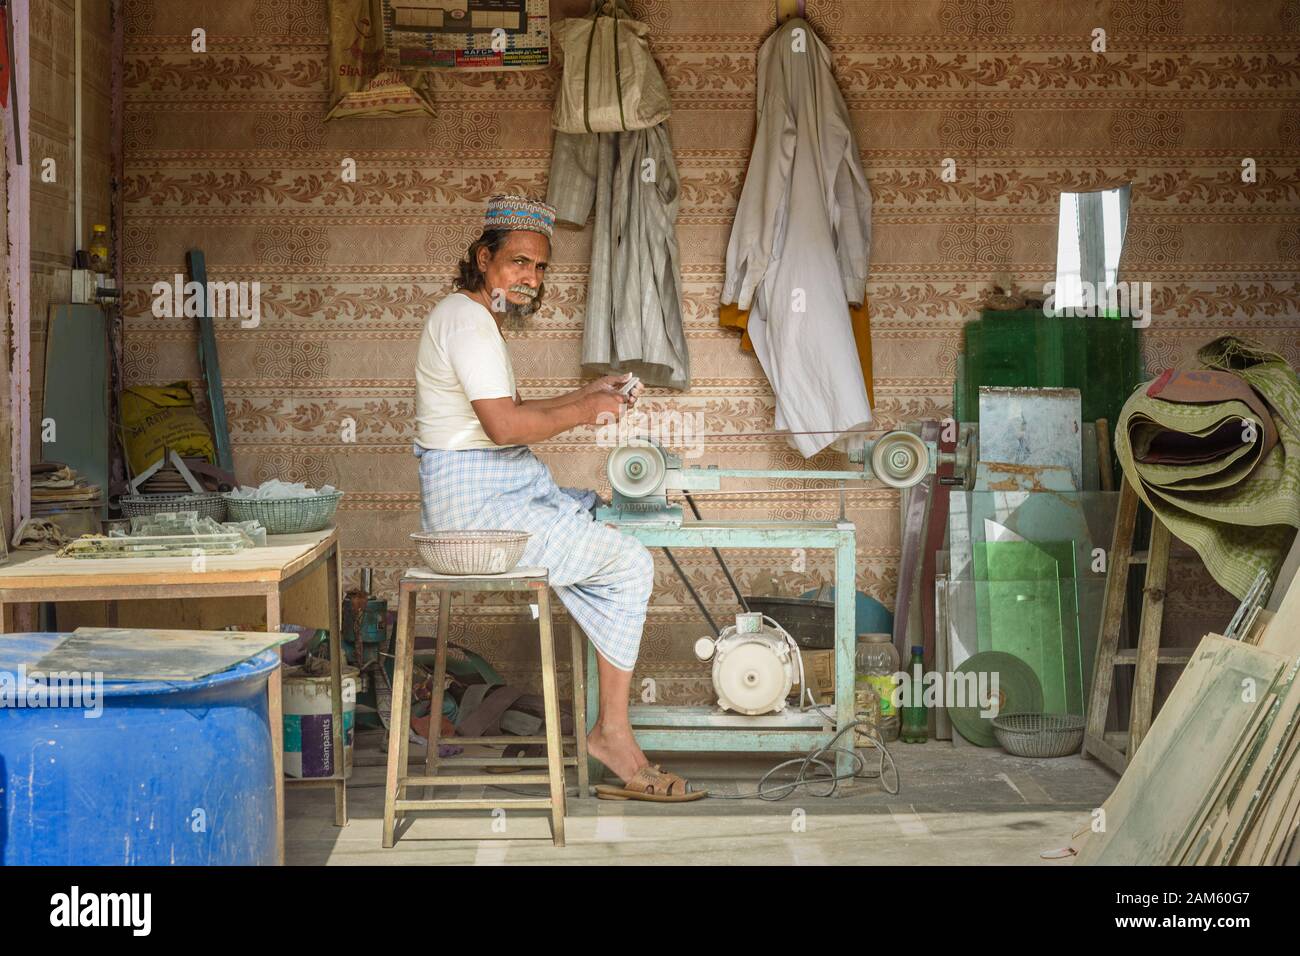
[502,283,543,330]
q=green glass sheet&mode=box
[954,311,1144,466]
[974,540,1084,715]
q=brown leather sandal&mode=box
[595,764,707,802]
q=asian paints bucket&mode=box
[283,663,357,779]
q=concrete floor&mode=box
[286,727,1118,865]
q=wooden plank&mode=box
[394,798,552,812]
[776,0,805,24]
[1245,609,1275,645]
[383,588,416,848]
[1078,635,1287,866]
[1264,531,1300,613]
[324,545,346,826]
[1088,733,1128,775]
[1236,720,1300,864]
[1113,647,1193,666]
[627,728,856,753]
[110,0,126,507]
[1175,690,1282,864]
[1222,667,1300,864]
[1128,518,1171,757]
[434,756,580,768]
[187,250,234,473]
[265,589,284,865]
[401,773,553,787]
[0,529,335,590]
[6,0,32,527]
[1096,419,1114,492]
[1083,479,1138,766]
[1260,575,1300,659]
[424,591,450,787]
[921,423,956,667]
[570,619,590,796]
[536,588,566,846]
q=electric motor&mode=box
[695,614,798,715]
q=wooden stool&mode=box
[382,567,589,848]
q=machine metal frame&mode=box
[582,519,859,782]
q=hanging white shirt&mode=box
[722,18,873,458]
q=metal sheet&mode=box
[41,305,109,513]
[35,627,291,681]
[978,386,1083,490]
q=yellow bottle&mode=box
[88,224,110,275]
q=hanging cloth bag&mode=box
[552,0,670,134]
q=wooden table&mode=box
[0,528,346,864]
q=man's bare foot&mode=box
[586,722,649,783]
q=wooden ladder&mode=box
[1084,478,1195,774]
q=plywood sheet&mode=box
[0,529,334,589]
[1077,634,1286,865]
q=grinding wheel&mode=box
[606,440,669,500]
[947,651,1043,748]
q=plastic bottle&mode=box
[855,632,900,742]
[901,645,928,743]
[88,224,110,274]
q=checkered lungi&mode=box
[415,443,654,671]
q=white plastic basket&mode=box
[410,530,530,575]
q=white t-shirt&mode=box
[414,292,516,450]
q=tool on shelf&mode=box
[343,567,389,670]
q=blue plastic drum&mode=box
[0,633,278,865]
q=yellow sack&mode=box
[120,382,216,476]
[325,0,435,121]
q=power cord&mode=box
[705,717,899,801]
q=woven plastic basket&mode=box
[991,713,1085,758]
[223,492,343,534]
[120,492,227,523]
[410,530,530,575]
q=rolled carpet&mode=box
[1114,337,1300,600]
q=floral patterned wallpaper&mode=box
[122,0,1299,698]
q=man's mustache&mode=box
[509,284,538,300]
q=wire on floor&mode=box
[705,717,899,801]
